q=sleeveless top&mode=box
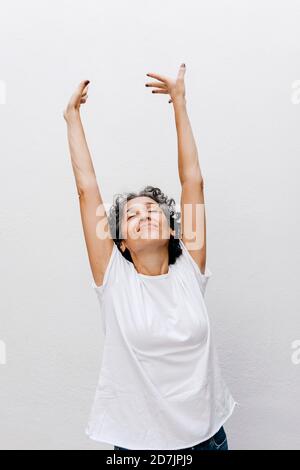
[85,239,238,450]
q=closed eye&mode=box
[127,209,159,220]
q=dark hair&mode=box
[107,185,182,264]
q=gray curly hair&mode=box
[107,185,182,264]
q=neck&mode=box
[130,245,169,276]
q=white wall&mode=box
[0,0,299,450]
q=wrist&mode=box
[63,108,81,124]
[172,96,187,108]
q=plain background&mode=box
[0,0,300,450]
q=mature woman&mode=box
[63,64,238,451]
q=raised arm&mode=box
[63,80,114,287]
[145,64,206,274]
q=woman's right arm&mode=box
[63,80,114,287]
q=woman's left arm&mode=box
[145,64,206,274]
[173,93,207,275]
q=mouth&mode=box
[139,222,158,231]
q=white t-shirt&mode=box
[85,239,238,450]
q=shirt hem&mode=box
[85,399,239,450]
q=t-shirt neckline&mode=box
[135,265,172,279]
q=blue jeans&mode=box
[114,425,228,451]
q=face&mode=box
[119,196,175,254]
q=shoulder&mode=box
[176,238,212,297]
[91,243,133,295]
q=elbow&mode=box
[77,179,99,197]
[181,175,204,189]
[180,165,204,187]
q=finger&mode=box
[145,81,167,88]
[78,80,90,94]
[151,89,168,94]
[75,81,89,101]
[68,81,89,107]
[177,63,186,80]
[146,72,169,84]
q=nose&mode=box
[140,213,151,222]
[139,211,155,230]
[139,209,151,222]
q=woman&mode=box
[63,64,238,451]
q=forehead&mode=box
[125,196,158,211]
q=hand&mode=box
[63,80,90,121]
[145,63,186,104]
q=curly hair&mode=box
[107,185,182,265]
